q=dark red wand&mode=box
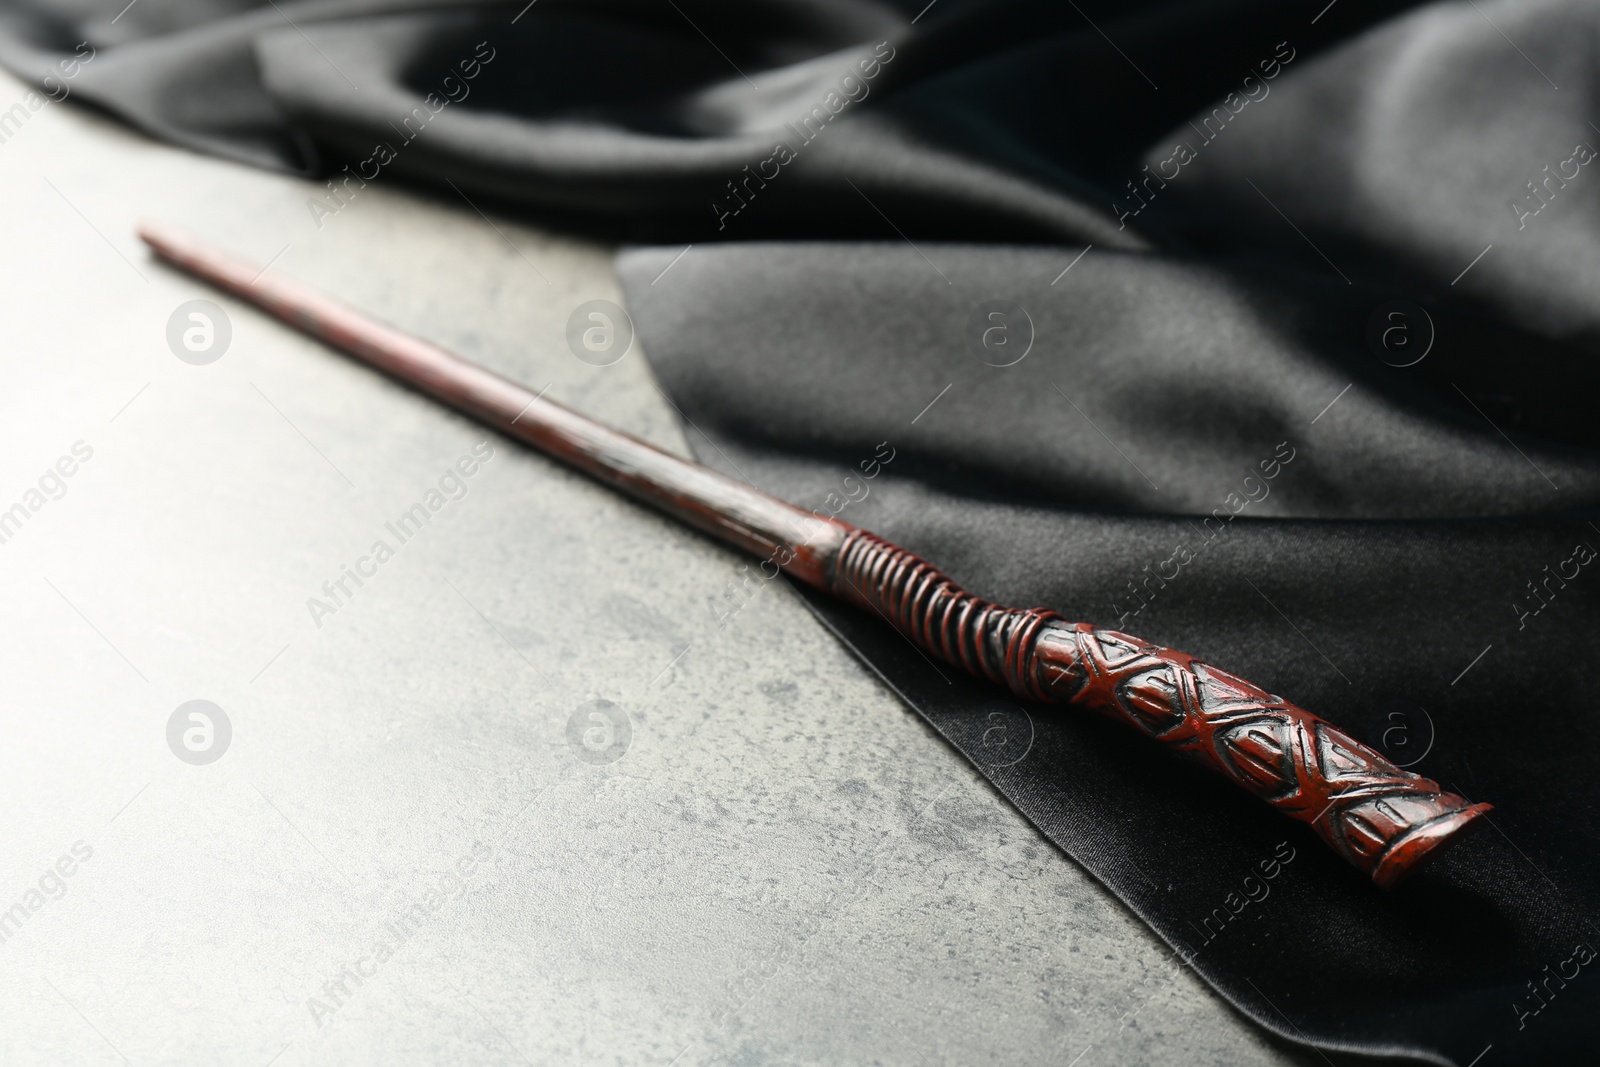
[137,221,1489,887]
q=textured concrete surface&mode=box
[0,69,1319,1065]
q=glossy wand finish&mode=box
[137,221,1490,888]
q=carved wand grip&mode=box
[137,221,1489,888]
[833,529,1489,888]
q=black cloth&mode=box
[5,1,1598,1062]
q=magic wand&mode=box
[137,220,1489,887]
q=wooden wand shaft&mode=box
[137,221,1489,888]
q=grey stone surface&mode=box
[0,69,1316,1065]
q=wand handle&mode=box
[834,530,1489,888]
[137,221,1489,886]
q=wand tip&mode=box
[134,218,187,259]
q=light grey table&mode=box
[0,68,1318,1066]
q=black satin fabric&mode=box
[7,1,1599,1062]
